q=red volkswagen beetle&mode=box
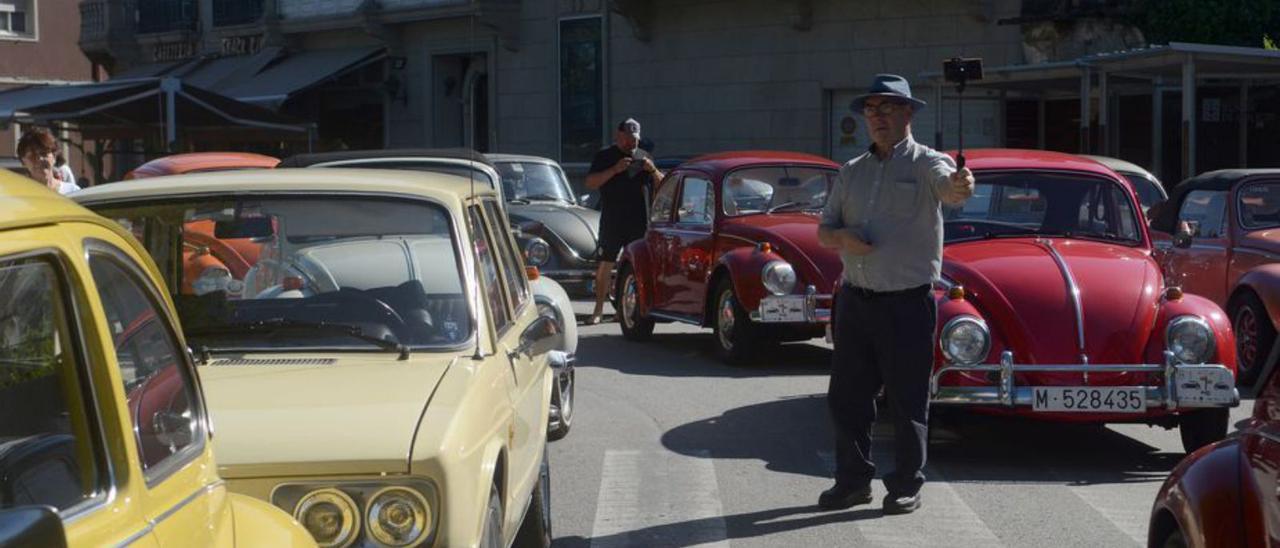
[1149,169,1280,387]
[613,151,842,363]
[1147,358,1280,548]
[930,149,1237,453]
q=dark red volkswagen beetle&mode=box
[931,149,1238,453]
[613,151,842,363]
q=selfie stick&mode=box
[950,57,969,170]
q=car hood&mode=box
[508,202,601,258]
[721,214,842,291]
[1239,228,1280,256]
[199,352,457,478]
[944,239,1161,364]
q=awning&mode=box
[223,47,386,109]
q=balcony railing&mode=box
[80,0,137,53]
[136,0,197,34]
[213,0,264,27]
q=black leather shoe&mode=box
[817,483,873,510]
[883,493,921,515]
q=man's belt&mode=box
[841,283,930,298]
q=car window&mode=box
[496,161,575,204]
[1239,181,1280,230]
[89,251,203,480]
[1122,173,1164,213]
[722,166,836,216]
[94,197,472,351]
[469,206,511,332]
[0,257,102,512]
[1178,190,1228,239]
[677,177,715,225]
[945,172,1142,244]
[483,200,530,310]
[650,175,679,223]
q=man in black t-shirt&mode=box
[585,118,663,324]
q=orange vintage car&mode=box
[124,152,280,296]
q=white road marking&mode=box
[590,449,729,548]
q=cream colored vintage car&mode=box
[0,172,314,546]
[73,169,560,548]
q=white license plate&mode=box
[1032,387,1146,413]
[759,296,807,322]
[1174,368,1236,406]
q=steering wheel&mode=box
[308,289,407,329]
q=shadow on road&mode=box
[575,331,831,378]
[553,504,880,548]
[660,393,1183,485]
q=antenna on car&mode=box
[467,13,485,362]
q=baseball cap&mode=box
[617,118,641,139]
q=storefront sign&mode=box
[153,41,195,62]
[221,34,262,56]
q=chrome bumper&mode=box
[931,351,1239,410]
[549,350,575,374]
[748,285,833,324]
[541,268,597,281]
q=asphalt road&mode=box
[548,303,1255,548]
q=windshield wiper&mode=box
[187,319,410,360]
[766,201,806,214]
[522,194,566,202]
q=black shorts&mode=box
[597,223,646,263]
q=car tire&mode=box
[712,279,762,365]
[1178,408,1228,454]
[480,485,503,548]
[616,264,654,341]
[1230,291,1275,386]
[548,366,574,441]
[514,446,553,548]
[1161,529,1188,548]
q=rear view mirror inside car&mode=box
[214,216,274,239]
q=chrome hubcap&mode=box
[717,290,736,351]
[622,275,639,328]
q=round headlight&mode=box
[293,488,359,548]
[940,315,991,366]
[1167,315,1214,364]
[366,486,432,547]
[192,266,232,296]
[525,238,551,267]
[761,260,797,296]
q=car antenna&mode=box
[468,14,484,362]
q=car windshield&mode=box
[722,166,837,216]
[495,161,575,204]
[1121,173,1165,214]
[1239,181,1280,230]
[945,171,1143,245]
[93,197,472,351]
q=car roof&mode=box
[279,148,495,169]
[70,168,498,207]
[676,151,841,177]
[955,149,1121,178]
[0,171,134,233]
[1172,168,1280,193]
[1079,155,1158,182]
[486,153,557,165]
[127,152,281,179]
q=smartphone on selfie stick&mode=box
[943,57,983,170]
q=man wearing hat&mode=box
[816,74,974,514]
[586,118,663,324]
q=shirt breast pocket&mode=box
[888,179,919,216]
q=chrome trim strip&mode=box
[648,311,702,325]
[1233,247,1280,262]
[1040,240,1088,364]
[722,234,758,246]
[119,481,227,546]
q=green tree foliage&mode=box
[1136,0,1280,47]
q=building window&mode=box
[559,16,604,164]
[0,0,34,39]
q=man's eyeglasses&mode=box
[861,102,904,117]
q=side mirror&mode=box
[1173,221,1194,249]
[0,506,67,548]
[513,314,562,359]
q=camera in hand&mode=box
[626,149,645,177]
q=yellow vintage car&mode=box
[73,169,559,548]
[0,172,313,546]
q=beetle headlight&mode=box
[366,486,432,547]
[525,237,551,266]
[294,488,359,548]
[761,260,797,296]
[941,315,991,366]
[1167,315,1214,364]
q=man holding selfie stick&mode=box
[586,118,663,325]
[816,74,974,514]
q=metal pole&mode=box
[1079,66,1092,154]
[1182,55,1196,179]
[1239,81,1249,168]
[1098,71,1109,156]
[161,77,179,152]
[1153,77,1163,179]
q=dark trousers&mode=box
[828,283,935,496]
